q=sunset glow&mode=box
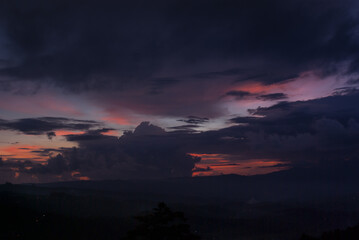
[190,153,288,176]
[0,145,48,162]
[0,0,358,184]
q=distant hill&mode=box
[36,166,359,202]
[2,167,359,240]
[301,224,359,240]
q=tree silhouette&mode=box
[299,224,359,240]
[124,202,200,240]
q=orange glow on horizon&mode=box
[189,153,289,176]
[0,145,48,162]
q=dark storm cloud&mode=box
[0,0,358,90]
[247,93,359,125]
[347,78,359,85]
[64,129,113,142]
[28,154,68,175]
[132,121,166,136]
[332,87,359,96]
[0,117,101,135]
[168,124,199,130]
[109,93,359,167]
[225,90,254,100]
[0,158,38,178]
[46,131,56,140]
[10,92,359,181]
[234,73,301,85]
[31,148,64,157]
[193,68,245,79]
[225,91,288,101]
[225,92,359,164]
[25,122,200,180]
[229,92,359,137]
[228,116,259,124]
[192,166,213,173]
[256,93,288,101]
[148,77,179,95]
[178,116,209,125]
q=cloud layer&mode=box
[0,117,100,135]
[0,0,359,183]
[0,92,356,182]
[0,0,358,91]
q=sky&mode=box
[0,0,359,183]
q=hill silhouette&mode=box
[301,224,359,240]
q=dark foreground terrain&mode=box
[2,167,359,240]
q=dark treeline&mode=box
[0,190,199,240]
[0,192,128,239]
[301,225,359,240]
[2,182,359,240]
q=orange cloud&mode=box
[0,145,47,162]
[102,130,119,136]
[56,129,118,136]
[55,130,86,136]
[71,171,90,181]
